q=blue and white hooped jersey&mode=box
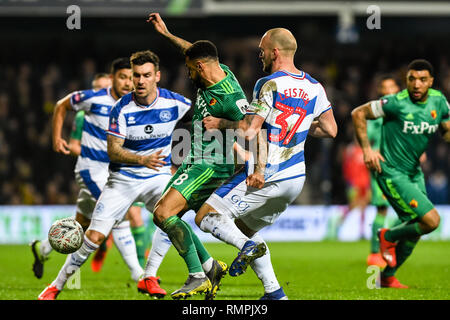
[247,70,332,182]
[70,87,116,175]
[107,88,191,179]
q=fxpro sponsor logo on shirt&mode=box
[402,121,439,134]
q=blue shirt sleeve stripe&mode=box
[80,146,109,163]
[83,120,107,141]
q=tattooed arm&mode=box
[246,128,268,189]
[147,13,192,54]
[351,101,385,173]
[203,114,264,141]
[107,135,167,171]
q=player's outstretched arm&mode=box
[351,102,385,173]
[308,108,338,138]
[147,13,192,54]
[107,135,167,170]
[52,94,72,155]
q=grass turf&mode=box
[0,241,449,300]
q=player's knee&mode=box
[195,205,211,228]
[85,229,105,245]
[427,214,440,231]
[422,210,440,232]
[75,214,91,231]
[194,214,204,228]
[153,203,170,226]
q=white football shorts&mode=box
[75,169,109,219]
[88,171,171,236]
[206,171,305,232]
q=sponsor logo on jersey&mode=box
[159,110,172,122]
[431,110,437,119]
[209,98,217,106]
[196,95,211,118]
[127,116,136,124]
[409,199,418,208]
[144,125,153,134]
[405,113,414,120]
[402,121,438,134]
[129,133,167,140]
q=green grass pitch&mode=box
[0,241,449,300]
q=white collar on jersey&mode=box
[132,88,160,109]
[279,70,305,80]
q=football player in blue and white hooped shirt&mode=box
[52,59,133,222]
[38,51,191,300]
[197,29,338,300]
[39,59,150,298]
[32,73,114,280]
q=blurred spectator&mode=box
[0,17,448,205]
[426,171,449,205]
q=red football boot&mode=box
[367,253,387,268]
[378,229,397,268]
[381,276,409,288]
[38,285,60,300]
[137,276,166,299]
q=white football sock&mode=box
[112,220,143,282]
[249,233,281,294]
[202,257,214,273]
[52,235,98,291]
[199,212,248,250]
[40,238,53,258]
[143,228,172,278]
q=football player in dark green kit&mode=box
[366,75,400,268]
[352,59,450,288]
[147,13,249,299]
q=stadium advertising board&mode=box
[0,205,449,244]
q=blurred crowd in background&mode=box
[0,16,448,206]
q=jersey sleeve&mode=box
[70,89,96,111]
[313,84,332,118]
[248,79,274,120]
[221,92,248,121]
[370,94,397,118]
[107,103,126,139]
[70,110,85,140]
[177,96,192,120]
